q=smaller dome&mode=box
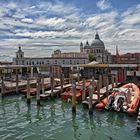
[84,40,91,49]
[80,42,83,46]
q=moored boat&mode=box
[61,81,91,102]
[96,83,140,114]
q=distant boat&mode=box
[96,83,140,114]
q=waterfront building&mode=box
[13,46,88,78]
[13,33,113,77]
[113,48,140,64]
[13,46,88,66]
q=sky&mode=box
[0,0,140,61]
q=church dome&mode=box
[91,33,104,47]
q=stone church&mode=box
[80,33,112,63]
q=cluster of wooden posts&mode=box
[1,69,118,112]
[71,74,118,114]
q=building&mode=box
[13,46,88,78]
[113,46,140,64]
[13,33,113,77]
[13,46,88,66]
[52,49,87,58]
[80,32,112,63]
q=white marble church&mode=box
[80,33,112,63]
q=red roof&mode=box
[0,61,13,65]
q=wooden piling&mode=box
[30,66,33,79]
[1,76,5,96]
[50,74,54,97]
[97,80,100,102]
[27,76,31,104]
[106,76,109,98]
[89,81,94,115]
[82,78,86,101]
[77,66,80,83]
[36,76,41,106]
[41,77,45,95]
[99,75,102,88]
[15,68,19,93]
[111,75,114,88]
[72,81,76,113]
[115,74,118,87]
[60,73,64,93]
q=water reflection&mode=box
[14,101,20,115]
[89,115,96,134]
[72,114,80,140]
[0,98,6,116]
[50,104,56,124]
[61,101,66,118]
[81,111,89,129]
[26,105,32,123]
[36,106,43,121]
[106,112,125,128]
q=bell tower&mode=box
[16,45,24,59]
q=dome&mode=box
[91,33,104,47]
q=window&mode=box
[32,61,34,65]
[22,60,24,65]
[55,60,57,64]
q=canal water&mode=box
[0,94,140,140]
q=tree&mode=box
[88,53,96,62]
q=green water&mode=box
[0,95,140,140]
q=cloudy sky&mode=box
[0,0,140,61]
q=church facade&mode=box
[80,33,112,63]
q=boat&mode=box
[96,83,140,114]
[61,81,91,102]
[21,88,37,96]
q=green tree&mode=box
[88,53,96,62]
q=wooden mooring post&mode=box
[27,76,31,104]
[89,81,94,115]
[106,76,109,99]
[111,75,115,89]
[60,73,64,93]
[36,76,41,106]
[1,76,5,96]
[97,75,102,102]
[99,75,102,88]
[77,66,80,83]
[41,77,45,95]
[72,80,76,114]
[82,78,86,101]
[16,68,19,93]
[115,74,118,87]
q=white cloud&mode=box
[0,0,140,59]
[21,18,34,23]
[121,4,140,27]
[96,0,112,10]
[6,2,17,9]
[36,17,66,28]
